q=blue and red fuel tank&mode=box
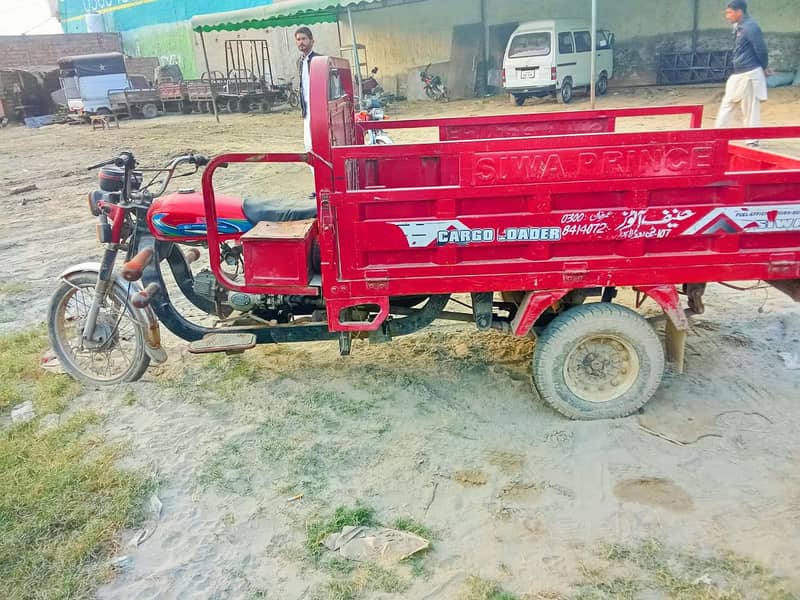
[147,189,253,242]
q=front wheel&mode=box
[424,85,437,100]
[531,303,665,420]
[48,272,150,386]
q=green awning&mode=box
[192,0,382,33]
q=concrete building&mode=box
[54,0,800,95]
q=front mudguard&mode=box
[58,262,168,364]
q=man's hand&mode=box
[765,68,774,76]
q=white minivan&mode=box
[503,19,614,105]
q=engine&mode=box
[193,269,323,323]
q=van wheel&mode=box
[557,79,573,104]
[531,303,665,420]
[596,73,609,96]
[512,94,526,106]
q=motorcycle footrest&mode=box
[188,333,257,355]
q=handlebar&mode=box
[86,152,211,203]
[87,151,135,171]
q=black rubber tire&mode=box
[288,90,300,109]
[513,94,526,106]
[532,303,665,420]
[424,86,437,100]
[141,103,159,119]
[557,79,573,104]
[48,272,150,386]
[597,73,609,96]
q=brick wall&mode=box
[0,33,122,69]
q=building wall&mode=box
[51,0,800,90]
[337,0,800,94]
[57,0,276,78]
[0,33,121,69]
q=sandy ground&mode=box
[1,84,799,599]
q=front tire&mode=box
[48,272,150,386]
[532,303,665,420]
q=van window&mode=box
[558,32,575,54]
[508,32,551,58]
[595,31,609,49]
[574,31,592,53]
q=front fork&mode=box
[82,246,120,344]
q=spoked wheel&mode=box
[288,90,300,109]
[48,272,150,386]
[532,303,665,420]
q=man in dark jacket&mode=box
[295,27,319,153]
[715,0,770,146]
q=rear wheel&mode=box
[288,90,300,109]
[512,94,526,106]
[226,98,239,113]
[557,79,573,104]
[141,103,158,119]
[48,272,150,386]
[596,73,609,96]
[531,303,665,420]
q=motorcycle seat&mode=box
[242,196,318,224]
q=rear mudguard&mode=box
[58,262,168,364]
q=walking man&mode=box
[295,27,319,154]
[715,0,770,146]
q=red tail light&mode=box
[501,68,506,83]
[551,67,557,81]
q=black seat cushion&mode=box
[242,196,317,224]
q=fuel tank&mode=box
[148,189,254,242]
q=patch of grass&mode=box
[197,354,264,400]
[0,413,153,600]
[305,505,377,557]
[409,554,433,579]
[391,517,437,541]
[0,328,81,414]
[570,539,800,600]
[462,575,520,600]
[319,563,408,600]
[197,439,255,495]
[122,389,137,406]
[0,282,28,296]
[305,387,377,416]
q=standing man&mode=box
[715,0,770,146]
[295,27,318,154]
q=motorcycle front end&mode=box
[48,153,205,386]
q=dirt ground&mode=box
[1,84,799,599]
